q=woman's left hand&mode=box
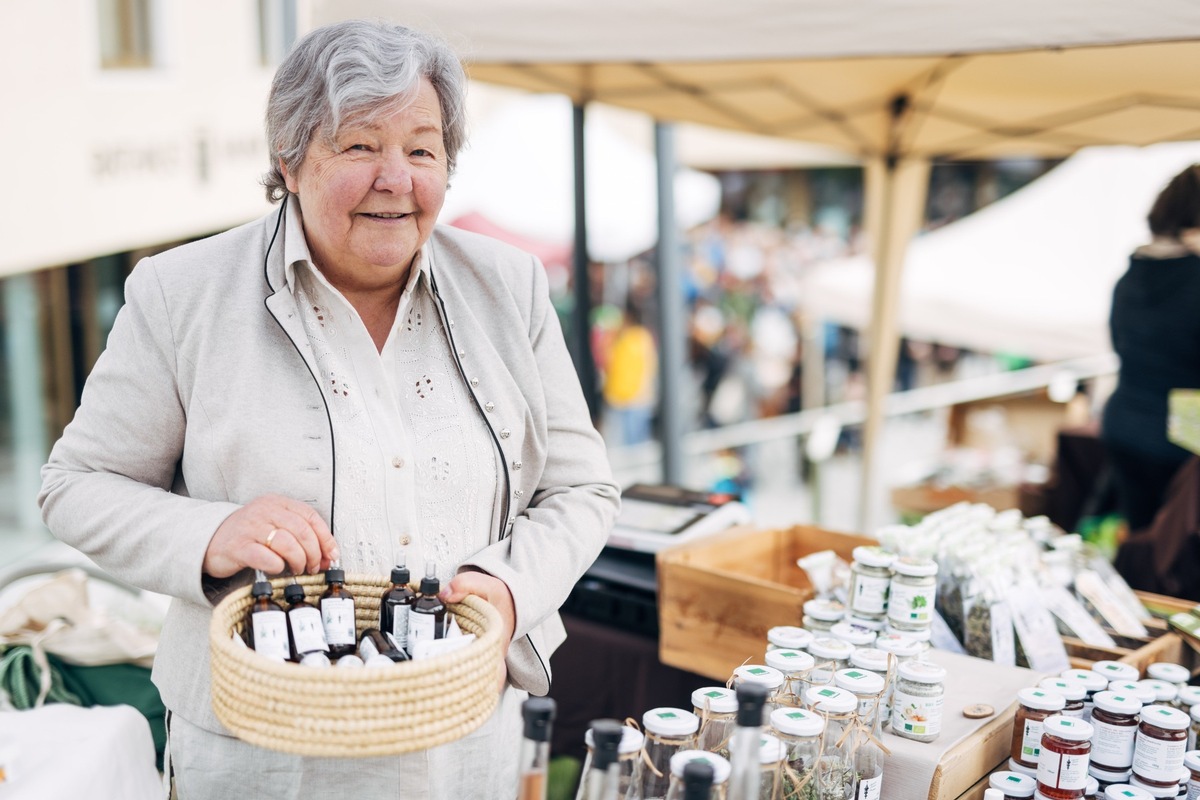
[440,570,515,691]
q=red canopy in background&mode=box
[447,211,572,271]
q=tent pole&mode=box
[858,156,930,532]
[655,121,685,486]
[571,102,600,420]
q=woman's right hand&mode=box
[203,494,339,579]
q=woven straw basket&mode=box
[209,573,504,757]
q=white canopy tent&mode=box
[315,0,1200,523]
[801,141,1200,362]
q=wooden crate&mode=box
[890,483,1020,516]
[656,524,875,680]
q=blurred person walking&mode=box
[603,304,658,445]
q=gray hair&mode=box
[262,19,468,203]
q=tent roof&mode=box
[317,1,1200,160]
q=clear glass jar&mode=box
[849,546,895,622]
[807,638,854,687]
[692,687,738,756]
[887,557,938,632]
[829,621,876,649]
[1040,678,1087,718]
[764,649,815,708]
[803,598,846,634]
[875,633,922,725]
[990,769,1038,799]
[1091,690,1142,773]
[769,707,823,799]
[1037,715,1093,800]
[891,660,946,743]
[834,667,886,730]
[577,724,645,800]
[641,707,700,800]
[665,750,730,800]
[1132,706,1190,791]
[766,626,814,653]
[804,686,858,800]
[1011,688,1068,770]
[732,665,786,717]
[727,733,787,800]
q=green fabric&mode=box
[0,646,82,709]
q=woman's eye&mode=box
[346,144,371,152]
[411,148,432,157]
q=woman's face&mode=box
[282,78,448,295]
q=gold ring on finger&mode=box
[265,528,282,550]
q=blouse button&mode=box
[512,460,522,471]
[500,428,511,439]
[514,489,524,498]
[391,457,404,469]
[470,377,480,387]
[400,535,411,546]
[484,402,495,413]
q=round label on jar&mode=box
[892,687,943,738]
[888,581,935,626]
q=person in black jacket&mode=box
[1102,163,1200,533]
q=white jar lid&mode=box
[835,668,885,694]
[1041,714,1093,741]
[1146,662,1190,684]
[804,598,846,621]
[734,665,785,690]
[1128,776,1180,798]
[1089,763,1132,781]
[1183,751,1200,772]
[1008,758,1037,777]
[1136,679,1178,703]
[1060,668,1108,692]
[585,725,644,753]
[643,707,700,737]
[804,685,858,714]
[1139,704,1190,730]
[1092,690,1142,716]
[669,750,732,783]
[1092,660,1140,682]
[1017,687,1066,712]
[1104,785,1153,800]
[852,545,896,568]
[891,556,938,577]
[692,687,738,714]
[1038,677,1086,702]
[849,647,891,673]
[728,733,788,765]
[874,633,923,657]
[885,624,932,642]
[989,771,1037,798]
[830,621,877,646]
[765,648,815,674]
[808,637,855,660]
[898,660,947,684]
[1086,777,1098,797]
[767,626,814,650]
[1178,686,1200,709]
[770,707,825,737]
[1110,681,1155,705]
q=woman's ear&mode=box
[281,159,299,194]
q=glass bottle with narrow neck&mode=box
[380,556,416,654]
[582,720,625,800]
[518,697,556,800]
[284,581,327,662]
[246,571,288,661]
[319,561,357,659]
[854,703,886,800]
[410,561,446,648]
[680,761,715,800]
[728,682,769,800]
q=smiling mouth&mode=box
[363,212,411,220]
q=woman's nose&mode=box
[373,153,413,193]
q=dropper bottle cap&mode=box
[589,719,624,771]
[325,560,345,584]
[391,553,410,586]
[735,682,768,727]
[252,569,273,597]
[522,697,557,742]
[419,560,440,595]
[284,582,305,603]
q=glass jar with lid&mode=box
[1132,705,1190,792]
[807,638,854,687]
[803,598,846,633]
[732,665,787,717]
[991,770,1038,799]
[892,660,947,743]
[1036,715,1093,800]
[1128,776,1180,798]
[1146,663,1190,690]
[1063,669,1111,722]
[1137,681,1179,708]
[830,620,877,649]
[577,723,645,800]
[641,707,701,800]
[769,707,823,799]
[726,733,787,800]
[664,750,730,800]
[849,646,892,724]
[1112,682,1158,708]
[764,649,815,708]
[1040,678,1087,718]
[692,687,738,754]
[834,667,887,729]
[1011,688,1068,770]
[884,623,932,652]
[1090,690,1142,774]
[766,625,814,654]
[1175,687,1200,724]
[1093,661,1141,685]
[887,557,938,632]
[849,545,895,622]
[803,686,859,800]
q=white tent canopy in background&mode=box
[441,92,720,264]
[800,141,1200,362]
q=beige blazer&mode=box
[39,203,619,733]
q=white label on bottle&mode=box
[856,773,883,800]
[891,688,943,736]
[1037,750,1090,790]
[409,611,438,646]
[321,597,356,646]
[887,581,935,625]
[851,573,890,616]
[1091,719,1136,770]
[288,605,328,654]
[1021,719,1046,761]
[390,605,411,651]
[1132,730,1187,782]
[251,609,289,661]
[1187,777,1200,800]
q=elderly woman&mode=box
[39,19,618,799]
